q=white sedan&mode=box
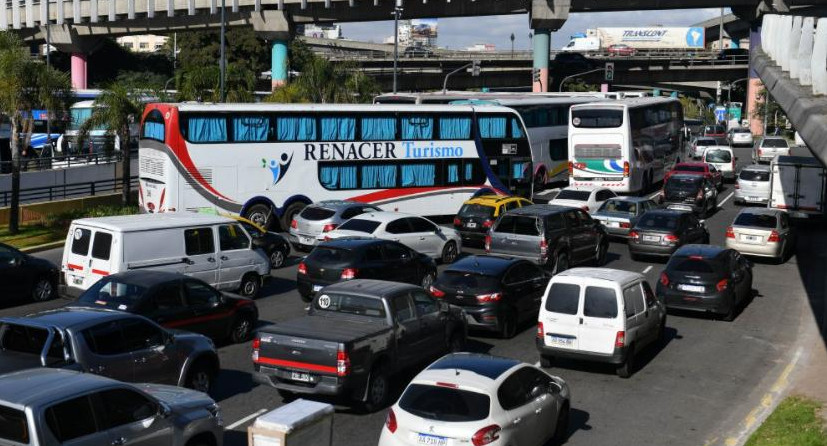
[321,211,462,263]
[379,353,570,446]
[546,186,617,213]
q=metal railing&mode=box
[0,150,135,174]
[0,175,138,207]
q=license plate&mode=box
[290,371,312,382]
[72,276,83,285]
[466,222,477,228]
[608,221,620,228]
[643,235,660,242]
[549,335,574,347]
[299,236,314,245]
[312,285,323,292]
[678,284,705,293]
[741,235,761,243]
[748,196,761,202]
[417,434,447,446]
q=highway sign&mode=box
[715,106,727,122]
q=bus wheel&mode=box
[639,173,651,196]
[245,204,273,230]
[281,202,306,232]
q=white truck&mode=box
[769,156,826,218]
[562,27,706,52]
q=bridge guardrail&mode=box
[0,149,135,174]
[0,175,138,207]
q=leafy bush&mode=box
[43,205,138,230]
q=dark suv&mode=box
[486,204,609,274]
[662,173,718,216]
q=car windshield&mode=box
[399,384,490,422]
[598,200,638,215]
[739,170,770,181]
[705,150,732,163]
[458,204,495,218]
[762,138,788,148]
[734,213,778,228]
[337,219,381,234]
[77,278,148,308]
[675,165,706,173]
[637,213,679,230]
[665,176,702,192]
[669,257,718,273]
[556,190,590,201]
[306,247,355,266]
[0,405,28,444]
[312,293,386,318]
[300,206,337,221]
[437,271,500,292]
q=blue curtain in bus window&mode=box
[401,164,435,187]
[320,166,339,189]
[321,116,356,141]
[233,116,269,142]
[278,116,316,141]
[320,166,357,189]
[401,116,433,140]
[479,117,506,139]
[361,165,397,188]
[512,161,527,179]
[142,122,164,141]
[439,117,471,139]
[188,116,227,142]
[339,166,357,188]
[464,163,473,181]
[447,164,459,183]
[511,118,525,139]
[361,117,396,140]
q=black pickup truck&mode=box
[252,279,467,410]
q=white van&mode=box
[61,213,270,298]
[702,146,736,181]
[536,268,666,378]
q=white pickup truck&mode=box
[769,155,826,218]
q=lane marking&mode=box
[718,192,735,208]
[226,408,268,430]
[642,265,653,274]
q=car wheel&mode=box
[594,240,608,266]
[552,252,569,275]
[245,204,273,230]
[658,316,667,344]
[229,314,255,343]
[616,345,635,378]
[238,273,261,298]
[448,332,465,353]
[551,402,570,445]
[441,241,458,264]
[722,296,737,322]
[31,277,55,302]
[500,311,518,339]
[362,365,389,412]
[420,271,436,289]
[540,355,553,368]
[186,360,215,394]
[299,292,313,303]
[269,249,287,269]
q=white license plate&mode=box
[678,284,705,293]
[748,197,762,202]
[549,336,574,347]
[608,221,620,228]
[299,236,314,245]
[290,371,312,382]
[417,434,447,446]
[312,285,323,292]
[72,276,83,285]
[643,235,660,242]
[466,222,477,228]
[741,235,761,243]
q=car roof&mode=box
[560,185,601,192]
[321,279,419,298]
[309,200,370,210]
[507,204,577,216]
[1,307,132,330]
[554,267,643,286]
[604,196,651,203]
[642,209,688,218]
[673,244,729,258]
[464,195,524,206]
[413,353,523,390]
[736,207,783,217]
[676,162,707,168]
[71,213,236,232]
[0,369,123,409]
[348,211,422,223]
[101,270,189,287]
[445,255,521,275]
[741,164,771,172]
[668,173,704,181]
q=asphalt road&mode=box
[15,144,818,446]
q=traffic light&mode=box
[532,68,541,82]
[471,60,481,77]
[604,62,614,82]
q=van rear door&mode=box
[578,284,622,355]
[540,281,581,351]
[64,225,115,290]
[797,163,826,213]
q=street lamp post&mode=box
[392,3,402,94]
[45,0,51,151]
[510,33,515,58]
[219,0,226,102]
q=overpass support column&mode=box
[48,26,102,90]
[271,40,288,89]
[252,10,292,91]
[747,25,764,136]
[71,52,87,89]
[530,0,569,92]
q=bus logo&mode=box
[263,153,293,186]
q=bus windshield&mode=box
[69,107,106,131]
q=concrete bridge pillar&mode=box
[529,0,569,92]
[47,26,102,90]
[252,10,292,91]
[532,29,550,92]
[747,25,764,136]
[271,40,288,89]
[71,52,88,89]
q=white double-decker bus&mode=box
[568,97,684,194]
[138,103,533,229]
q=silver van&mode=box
[735,164,771,205]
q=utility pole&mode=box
[763,91,769,135]
[220,0,226,102]
[510,33,515,58]
[173,32,178,70]
[392,2,402,94]
[45,0,52,153]
[718,7,725,51]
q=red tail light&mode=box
[734,183,740,189]
[614,331,626,348]
[476,292,502,303]
[336,349,351,376]
[290,219,298,229]
[484,235,491,253]
[322,223,337,232]
[429,286,445,298]
[539,239,548,259]
[453,217,462,226]
[297,262,307,275]
[767,230,780,242]
[758,149,763,157]
[726,226,735,239]
[716,279,728,292]
[619,222,631,228]
[659,272,669,287]
[623,161,630,178]
[385,408,397,433]
[252,337,260,362]
[537,322,544,339]
[472,425,501,446]
[629,230,640,240]
[482,219,494,228]
[664,234,679,243]
[568,161,574,176]
[696,189,704,200]
[341,268,358,280]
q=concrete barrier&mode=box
[798,17,814,86]
[814,18,827,95]
[788,16,802,79]
[779,15,793,72]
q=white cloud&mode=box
[337,8,726,50]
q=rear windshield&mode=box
[545,283,580,315]
[733,128,750,134]
[705,150,732,163]
[399,384,490,422]
[458,204,495,218]
[638,213,679,230]
[556,190,590,201]
[306,247,355,266]
[337,219,381,234]
[675,165,705,173]
[494,215,540,236]
[669,257,718,273]
[77,278,148,308]
[312,293,386,318]
[598,199,638,215]
[734,213,778,228]
[762,138,788,148]
[437,271,500,292]
[583,286,618,318]
[300,206,337,221]
[704,125,725,134]
[572,109,623,128]
[695,139,716,146]
[665,176,702,192]
[739,170,770,181]
[0,405,28,444]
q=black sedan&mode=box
[297,238,437,302]
[428,255,549,338]
[235,217,291,269]
[70,271,259,343]
[0,242,59,302]
[628,210,709,260]
[661,174,718,217]
[656,245,754,321]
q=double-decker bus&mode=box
[568,97,684,194]
[138,103,533,229]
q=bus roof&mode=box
[569,96,679,110]
[70,100,96,108]
[162,102,520,114]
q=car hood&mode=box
[136,383,215,410]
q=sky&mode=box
[338,8,727,50]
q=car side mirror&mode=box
[158,401,172,418]
[530,385,546,399]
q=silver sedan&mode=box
[289,200,381,251]
[725,208,795,263]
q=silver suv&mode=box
[754,136,791,163]
[0,368,223,446]
[289,200,381,251]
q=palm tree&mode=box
[77,84,143,206]
[267,53,379,104]
[176,63,256,103]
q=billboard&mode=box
[597,27,706,49]
[410,19,438,39]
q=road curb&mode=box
[20,241,64,254]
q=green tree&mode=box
[76,84,145,206]
[751,88,789,135]
[0,31,71,233]
[561,79,598,93]
[175,63,256,102]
